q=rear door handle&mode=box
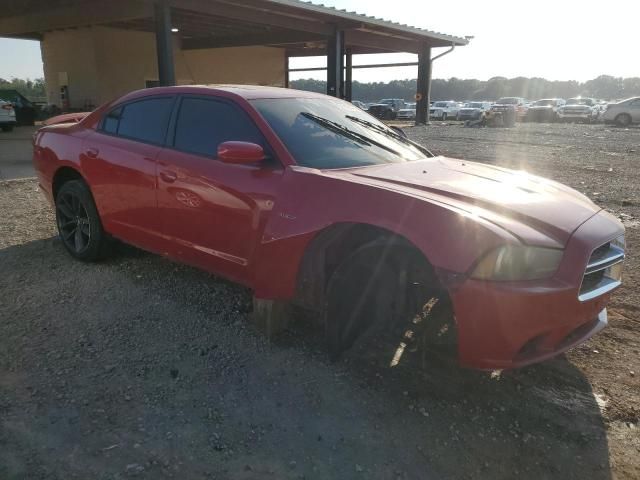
[85,147,99,158]
[159,170,177,183]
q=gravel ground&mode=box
[1,122,639,479]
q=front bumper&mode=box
[558,111,592,120]
[450,211,624,370]
[459,112,482,120]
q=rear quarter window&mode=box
[101,97,174,145]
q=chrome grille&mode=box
[579,237,625,301]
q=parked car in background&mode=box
[458,101,493,121]
[558,98,598,123]
[0,99,17,132]
[368,99,406,120]
[351,100,367,110]
[32,85,625,370]
[379,98,406,112]
[429,101,460,120]
[526,98,566,122]
[396,102,416,120]
[491,97,527,123]
[0,89,37,126]
[601,97,640,127]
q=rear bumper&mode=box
[450,211,624,370]
[0,119,17,126]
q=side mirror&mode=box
[218,141,265,164]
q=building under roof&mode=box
[0,0,468,123]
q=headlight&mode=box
[471,246,563,281]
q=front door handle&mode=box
[159,170,177,183]
[85,147,99,158]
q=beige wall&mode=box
[41,29,100,109]
[41,26,286,109]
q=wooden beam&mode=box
[0,0,152,35]
[182,30,327,50]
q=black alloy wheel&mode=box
[55,179,110,261]
[57,190,91,254]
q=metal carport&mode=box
[0,0,468,124]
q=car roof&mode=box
[122,84,330,102]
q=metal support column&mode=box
[154,0,176,86]
[415,44,432,125]
[326,29,344,97]
[345,48,353,101]
[284,54,290,88]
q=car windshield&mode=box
[533,100,554,106]
[567,98,593,106]
[497,98,519,104]
[380,99,395,105]
[433,102,449,108]
[252,98,430,169]
[468,102,484,108]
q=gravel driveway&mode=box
[0,122,638,479]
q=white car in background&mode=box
[396,102,417,120]
[0,99,17,132]
[458,101,493,121]
[558,98,599,123]
[429,100,460,120]
[601,97,640,127]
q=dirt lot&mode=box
[1,122,638,479]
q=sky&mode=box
[1,0,638,83]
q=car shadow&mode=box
[0,237,612,480]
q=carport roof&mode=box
[0,0,468,54]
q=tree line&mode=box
[292,75,640,102]
[0,77,46,99]
[2,75,639,104]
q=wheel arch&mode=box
[52,166,85,200]
[293,221,445,311]
[615,112,632,126]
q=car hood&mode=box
[335,157,600,247]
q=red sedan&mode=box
[33,86,625,369]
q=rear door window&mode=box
[101,97,174,145]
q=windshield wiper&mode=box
[344,115,433,156]
[301,112,401,156]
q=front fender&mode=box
[250,166,515,299]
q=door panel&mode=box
[81,96,174,251]
[83,131,163,249]
[631,101,640,122]
[156,96,282,284]
[156,150,281,284]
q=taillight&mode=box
[1,104,13,110]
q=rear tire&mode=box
[615,114,631,127]
[1,125,14,132]
[55,179,110,261]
